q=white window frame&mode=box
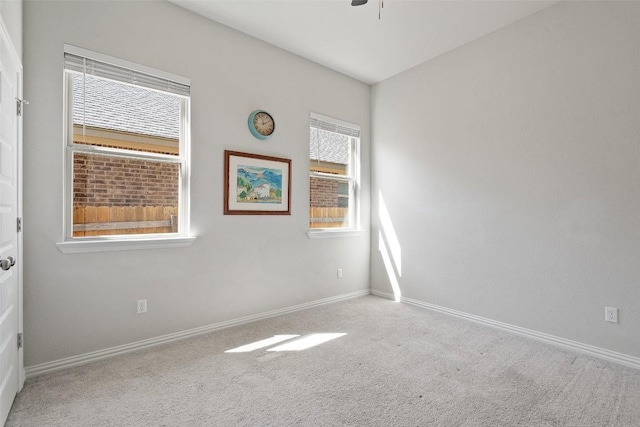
[308,112,361,238]
[57,45,194,253]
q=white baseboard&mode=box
[25,289,370,378]
[371,289,640,370]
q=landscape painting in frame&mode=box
[224,150,291,215]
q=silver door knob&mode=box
[0,256,15,271]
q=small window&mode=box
[63,46,190,241]
[309,113,360,232]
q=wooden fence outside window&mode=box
[309,207,348,229]
[73,206,178,237]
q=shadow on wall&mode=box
[378,192,402,301]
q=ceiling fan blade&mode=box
[351,0,368,5]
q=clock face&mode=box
[252,111,274,137]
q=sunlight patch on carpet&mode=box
[225,335,300,353]
[267,333,347,352]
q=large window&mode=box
[63,46,190,242]
[309,113,360,232]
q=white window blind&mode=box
[310,113,360,138]
[64,53,190,98]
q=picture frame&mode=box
[224,150,292,215]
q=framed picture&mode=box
[224,150,291,215]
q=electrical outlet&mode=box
[605,307,618,323]
[337,268,343,279]
[137,299,147,314]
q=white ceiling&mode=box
[169,0,557,85]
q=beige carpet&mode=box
[8,296,640,426]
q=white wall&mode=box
[371,1,640,358]
[0,0,22,61]
[23,0,370,367]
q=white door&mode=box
[0,23,21,425]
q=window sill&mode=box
[307,229,362,239]
[56,236,196,254]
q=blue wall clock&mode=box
[248,110,275,140]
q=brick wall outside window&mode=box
[310,176,339,208]
[73,153,179,207]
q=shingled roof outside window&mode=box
[72,74,180,140]
[310,128,350,166]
